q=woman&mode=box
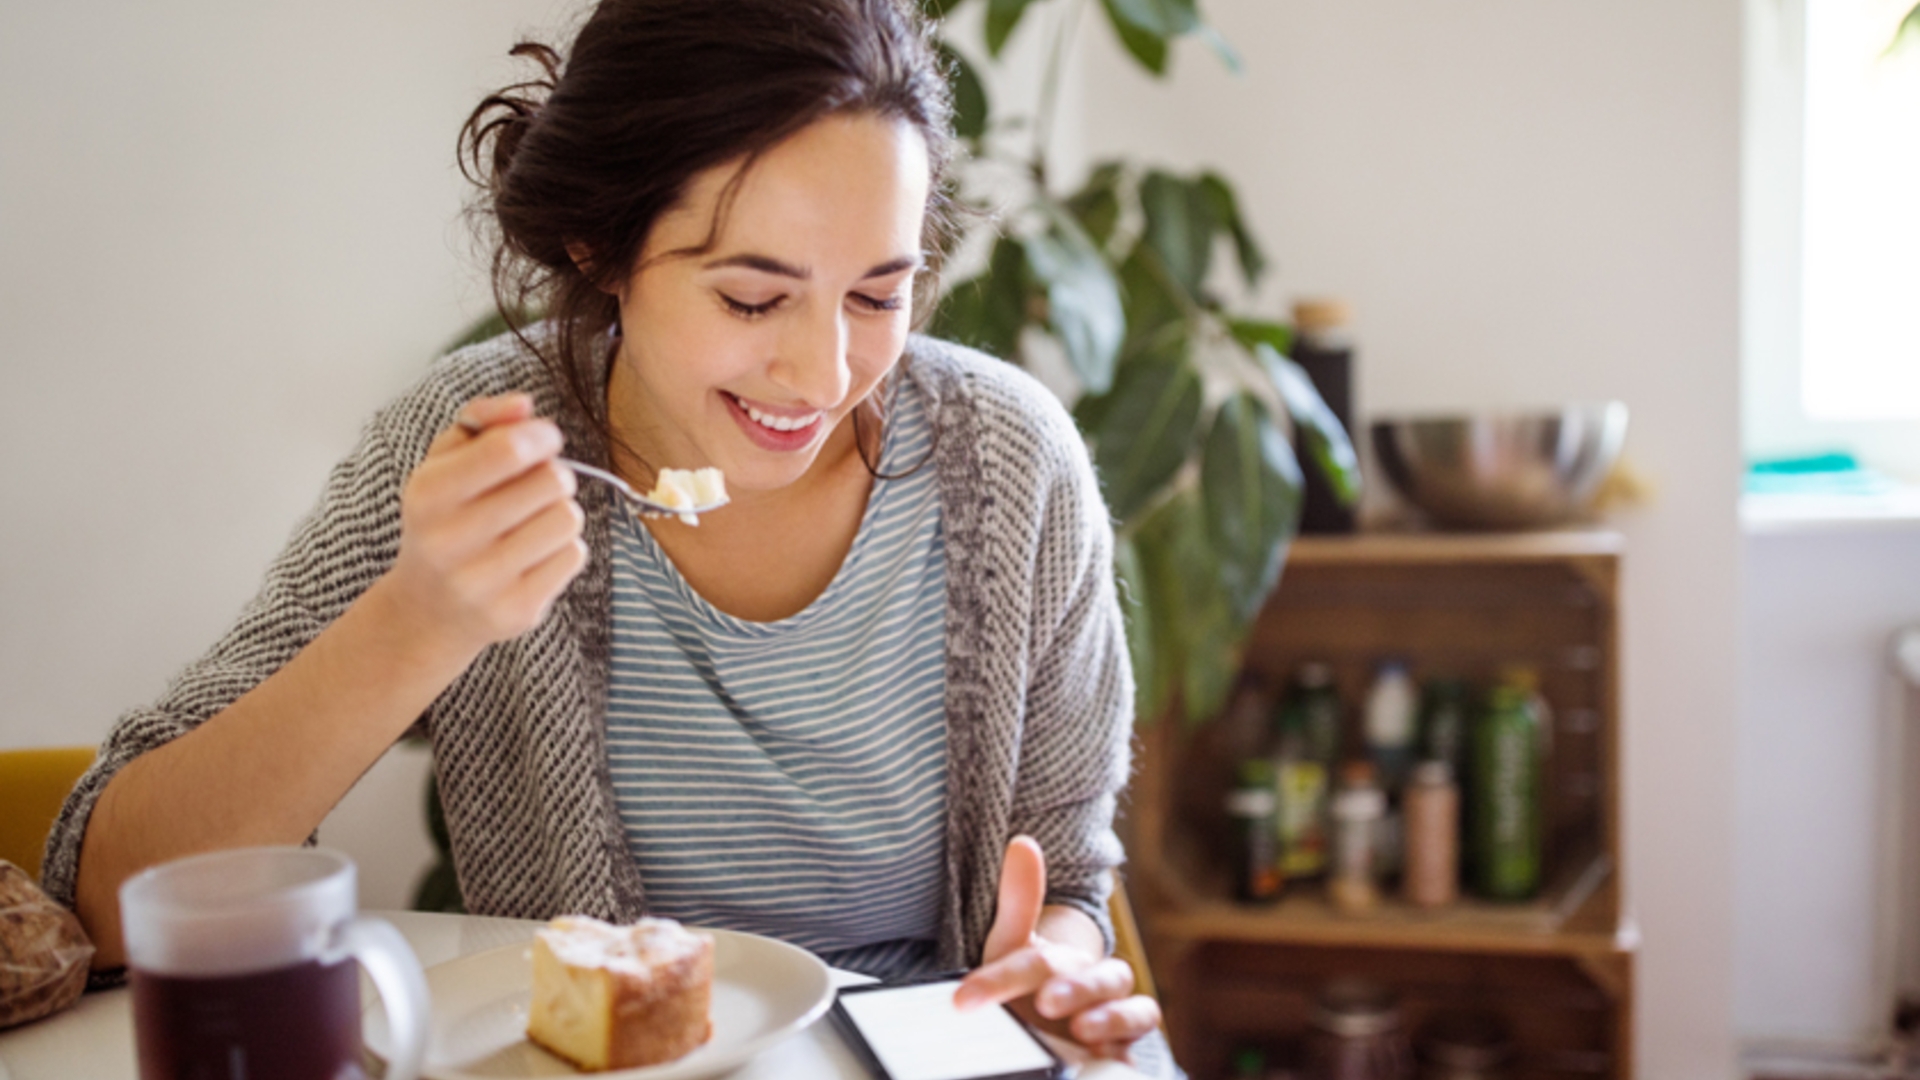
[44,0,1164,1066]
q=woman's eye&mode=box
[720,293,781,318]
[853,293,905,313]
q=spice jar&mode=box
[1328,761,1386,913]
[1403,760,1459,907]
[1229,760,1284,903]
[1417,1010,1513,1080]
[1305,979,1413,1080]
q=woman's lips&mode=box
[722,392,825,452]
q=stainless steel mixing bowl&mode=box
[1370,404,1629,530]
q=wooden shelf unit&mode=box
[1125,530,1634,1080]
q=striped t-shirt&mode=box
[604,383,948,979]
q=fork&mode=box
[455,417,729,523]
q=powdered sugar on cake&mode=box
[537,916,709,980]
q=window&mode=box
[1801,0,1920,421]
[1745,0,1920,481]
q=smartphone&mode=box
[831,974,1066,1080]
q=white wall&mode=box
[0,0,580,906]
[1734,523,1920,1046]
[1058,3,1743,1077]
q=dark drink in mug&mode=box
[131,958,364,1080]
[119,847,429,1080]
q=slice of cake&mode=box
[526,916,715,1072]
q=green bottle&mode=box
[1470,680,1541,899]
[1270,663,1341,880]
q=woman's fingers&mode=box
[454,392,536,433]
[1032,957,1134,1020]
[954,944,1064,1011]
[981,836,1046,964]
[1066,994,1161,1050]
[414,418,565,512]
[387,394,586,650]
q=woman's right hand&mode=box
[378,392,588,657]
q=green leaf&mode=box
[1252,342,1363,506]
[1117,246,1187,353]
[1198,172,1266,286]
[919,0,971,17]
[986,0,1039,56]
[1227,317,1293,357]
[1100,0,1170,74]
[1198,23,1242,73]
[1201,393,1302,622]
[1135,489,1242,723]
[936,41,990,142]
[1064,162,1126,250]
[1105,0,1201,37]
[1113,534,1168,723]
[1139,171,1216,297]
[1094,350,1203,521]
[1021,209,1126,393]
[932,236,1032,360]
[1893,3,1920,54]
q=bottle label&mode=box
[1276,762,1328,876]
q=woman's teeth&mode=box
[740,401,818,432]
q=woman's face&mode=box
[607,112,931,498]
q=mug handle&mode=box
[345,916,430,1080]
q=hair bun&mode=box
[459,41,564,191]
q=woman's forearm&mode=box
[73,576,480,968]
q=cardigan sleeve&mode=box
[40,407,416,909]
[1004,380,1134,953]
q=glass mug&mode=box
[119,846,429,1080]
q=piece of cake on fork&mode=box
[526,916,715,1072]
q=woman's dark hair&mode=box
[459,0,956,471]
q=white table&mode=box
[0,911,1148,1080]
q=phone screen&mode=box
[833,978,1062,1080]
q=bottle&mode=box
[1228,760,1284,903]
[1272,663,1341,880]
[1291,298,1357,535]
[1470,679,1542,900]
[1365,660,1419,791]
[1416,677,1471,778]
[1402,761,1459,908]
[1329,760,1386,913]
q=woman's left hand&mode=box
[952,836,1162,1062]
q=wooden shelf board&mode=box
[1142,847,1626,960]
[1150,894,1624,959]
[1289,530,1624,566]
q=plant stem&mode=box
[1033,0,1090,192]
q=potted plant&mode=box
[922,0,1362,727]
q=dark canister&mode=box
[1417,1010,1513,1080]
[1305,979,1413,1080]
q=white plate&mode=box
[366,928,834,1080]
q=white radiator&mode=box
[1888,626,1920,1011]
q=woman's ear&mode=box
[566,241,628,300]
[565,241,598,279]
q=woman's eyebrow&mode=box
[701,253,922,279]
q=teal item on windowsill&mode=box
[1745,452,1899,496]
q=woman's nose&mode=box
[770,303,851,407]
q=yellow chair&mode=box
[0,746,96,881]
[1107,871,1157,1004]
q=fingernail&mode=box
[1038,986,1067,1018]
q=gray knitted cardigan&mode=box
[43,331,1134,970]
